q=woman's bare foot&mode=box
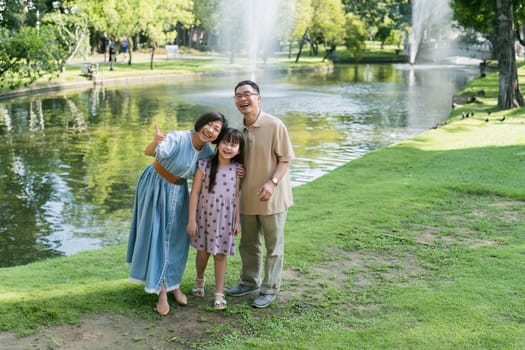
[173,288,187,306]
[155,285,170,315]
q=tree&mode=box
[376,22,393,48]
[344,13,367,60]
[292,0,314,62]
[343,0,411,41]
[0,25,67,89]
[450,0,497,51]
[73,0,193,67]
[44,5,90,64]
[310,0,346,57]
[451,0,524,109]
[294,0,346,62]
[0,2,71,89]
[187,0,221,50]
[495,0,524,108]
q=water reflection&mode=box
[0,64,478,267]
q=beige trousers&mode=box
[239,211,288,294]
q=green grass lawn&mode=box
[1,61,524,349]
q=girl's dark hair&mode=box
[208,128,245,192]
[234,80,260,94]
[194,112,228,144]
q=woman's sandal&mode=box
[154,303,170,316]
[173,288,187,306]
[192,277,206,297]
[155,286,170,315]
[214,293,227,310]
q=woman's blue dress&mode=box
[126,130,214,294]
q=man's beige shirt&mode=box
[241,111,295,215]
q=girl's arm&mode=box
[145,125,166,156]
[187,167,203,237]
[234,176,241,236]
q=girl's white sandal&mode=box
[192,277,206,297]
[214,293,227,310]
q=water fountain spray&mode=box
[410,0,454,64]
[218,0,290,80]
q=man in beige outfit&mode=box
[227,80,295,308]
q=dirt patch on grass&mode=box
[409,199,525,250]
[486,200,525,222]
[0,303,230,349]
[0,290,263,350]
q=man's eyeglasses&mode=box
[233,92,259,100]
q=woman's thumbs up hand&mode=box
[154,124,166,144]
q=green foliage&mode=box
[0,2,95,88]
[0,0,35,30]
[344,13,367,59]
[290,0,314,42]
[375,23,392,46]
[0,25,65,89]
[310,0,346,47]
[344,0,411,37]
[294,0,347,61]
[136,0,194,48]
[42,7,91,62]
[450,0,525,46]
[450,0,495,37]
[384,29,403,47]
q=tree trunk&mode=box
[295,42,304,63]
[323,43,337,62]
[128,37,133,65]
[189,26,194,49]
[495,0,524,108]
[150,43,156,70]
[295,30,308,63]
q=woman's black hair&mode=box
[194,112,228,144]
[234,80,260,94]
[208,128,245,192]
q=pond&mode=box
[0,63,478,267]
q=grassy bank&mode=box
[0,45,406,97]
[1,65,524,349]
[0,51,333,98]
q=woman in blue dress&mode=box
[127,112,227,315]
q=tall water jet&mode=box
[410,0,454,64]
[218,0,292,80]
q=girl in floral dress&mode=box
[187,128,244,310]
